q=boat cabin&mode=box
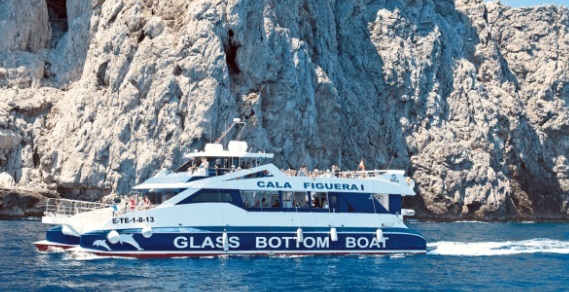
[173,141,274,177]
[173,188,401,215]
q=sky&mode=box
[486,0,568,7]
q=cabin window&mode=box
[330,195,337,204]
[240,190,279,208]
[373,194,389,211]
[329,194,338,212]
[282,191,308,208]
[191,192,233,203]
[282,192,293,208]
[138,189,185,205]
[310,192,329,209]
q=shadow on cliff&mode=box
[504,118,566,221]
[43,0,93,88]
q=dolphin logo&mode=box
[93,240,112,251]
[118,234,143,251]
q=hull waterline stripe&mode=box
[71,247,426,258]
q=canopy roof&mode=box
[183,141,274,159]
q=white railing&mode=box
[114,203,156,215]
[283,169,397,179]
[44,198,112,217]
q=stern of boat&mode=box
[35,198,114,251]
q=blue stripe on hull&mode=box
[143,225,423,234]
[45,226,80,245]
[80,228,426,256]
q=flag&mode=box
[358,159,365,171]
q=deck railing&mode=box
[283,169,397,179]
[44,198,157,218]
[44,198,112,217]
[113,203,155,215]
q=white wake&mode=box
[44,246,66,253]
[63,250,103,260]
[428,238,569,256]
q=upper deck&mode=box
[133,137,416,193]
[184,141,274,160]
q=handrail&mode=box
[44,198,156,219]
[44,198,112,217]
[283,169,401,179]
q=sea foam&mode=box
[427,238,569,256]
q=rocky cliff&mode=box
[0,0,568,221]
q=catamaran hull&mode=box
[34,240,77,251]
[76,227,426,258]
[34,226,80,251]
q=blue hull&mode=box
[34,226,81,251]
[79,227,426,257]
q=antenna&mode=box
[215,118,244,143]
[236,122,247,141]
[387,156,394,169]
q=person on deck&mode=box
[272,199,280,208]
[297,166,307,177]
[321,198,329,208]
[312,197,320,208]
[138,197,145,210]
[200,158,209,169]
[215,159,221,175]
[144,196,151,209]
[332,165,340,177]
[129,196,136,212]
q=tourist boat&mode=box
[34,119,426,257]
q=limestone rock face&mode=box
[0,0,568,221]
[0,0,49,89]
[0,0,49,53]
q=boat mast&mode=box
[215,118,245,144]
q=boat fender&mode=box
[107,230,120,244]
[402,209,415,216]
[142,226,153,238]
[376,228,383,241]
[296,227,304,243]
[330,227,338,242]
[222,231,229,252]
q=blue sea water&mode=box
[1,220,568,291]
